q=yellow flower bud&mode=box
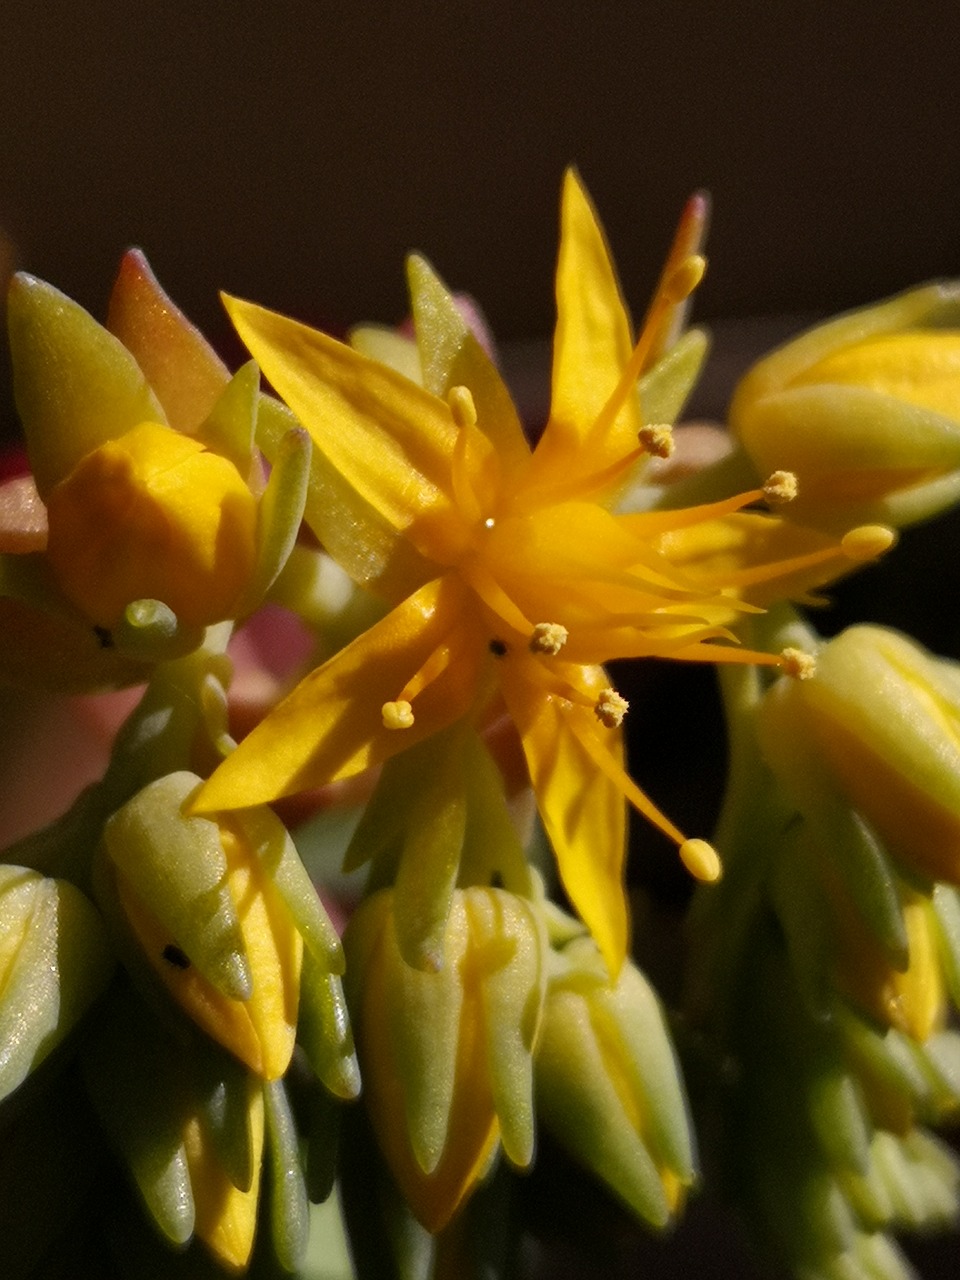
[762,625,960,887]
[99,772,305,1080]
[730,283,960,529]
[45,421,258,629]
[344,886,546,1233]
[534,934,695,1229]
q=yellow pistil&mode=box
[638,423,676,459]
[530,622,569,656]
[594,688,629,729]
[382,700,415,730]
[781,647,817,680]
[762,469,798,505]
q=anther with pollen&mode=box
[530,622,569,656]
[595,688,629,728]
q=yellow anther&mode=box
[762,470,798,505]
[781,647,816,680]
[841,524,897,562]
[448,384,478,430]
[530,622,569,656]
[638,423,676,460]
[382,700,415,730]
[680,838,721,883]
[664,253,706,303]
[594,688,629,729]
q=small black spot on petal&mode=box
[489,639,508,657]
[93,626,114,649]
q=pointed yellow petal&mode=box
[193,575,484,812]
[224,295,471,567]
[534,170,639,487]
[500,657,628,974]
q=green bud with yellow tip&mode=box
[344,884,547,1233]
[533,930,696,1229]
[0,864,113,1104]
[97,770,344,1081]
[729,283,960,529]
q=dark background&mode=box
[2,4,960,1276]
[2,1,959,363]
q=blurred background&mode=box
[2,0,960,400]
[2,3,960,1276]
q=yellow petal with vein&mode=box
[225,295,470,567]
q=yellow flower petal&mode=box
[224,294,473,567]
[500,657,628,974]
[193,575,485,813]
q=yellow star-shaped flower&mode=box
[194,171,885,973]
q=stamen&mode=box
[399,642,454,703]
[595,688,629,728]
[679,838,721,882]
[780,647,816,680]
[762,470,798,505]
[530,622,569,656]
[382,700,415,730]
[842,525,897,562]
[448,384,478,429]
[639,423,676,459]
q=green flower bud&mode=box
[761,626,960,890]
[729,283,960,529]
[0,865,113,1103]
[344,885,547,1233]
[99,771,343,1081]
[534,933,695,1229]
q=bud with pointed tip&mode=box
[730,283,960,530]
[344,885,547,1233]
[98,771,348,1081]
[534,932,696,1229]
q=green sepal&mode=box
[263,1078,310,1273]
[235,424,312,618]
[932,884,960,1007]
[636,326,709,426]
[230,802,342,973]
[196,359,258,475]
[101,771,251,1000]
[349,324,422,383]
[458,732,533,896]
[406,253,530,473]
[0,866,114,1104]
[255,392,433,602]
[807,1061,873,1178]
[8,273,165,498]
[81,983,195,1247]
[191,1038,257,1193]
[767,822,834,1021]
[297,948,361,1100]
[304,1083,342,1204]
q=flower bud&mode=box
[344,885,547,1232]
[0,865,113,1102]
[45,420,258,629]
[534,934,695,1229]
[729,283,960,529]
[760,625,960,888]
[99,771,310,1080]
